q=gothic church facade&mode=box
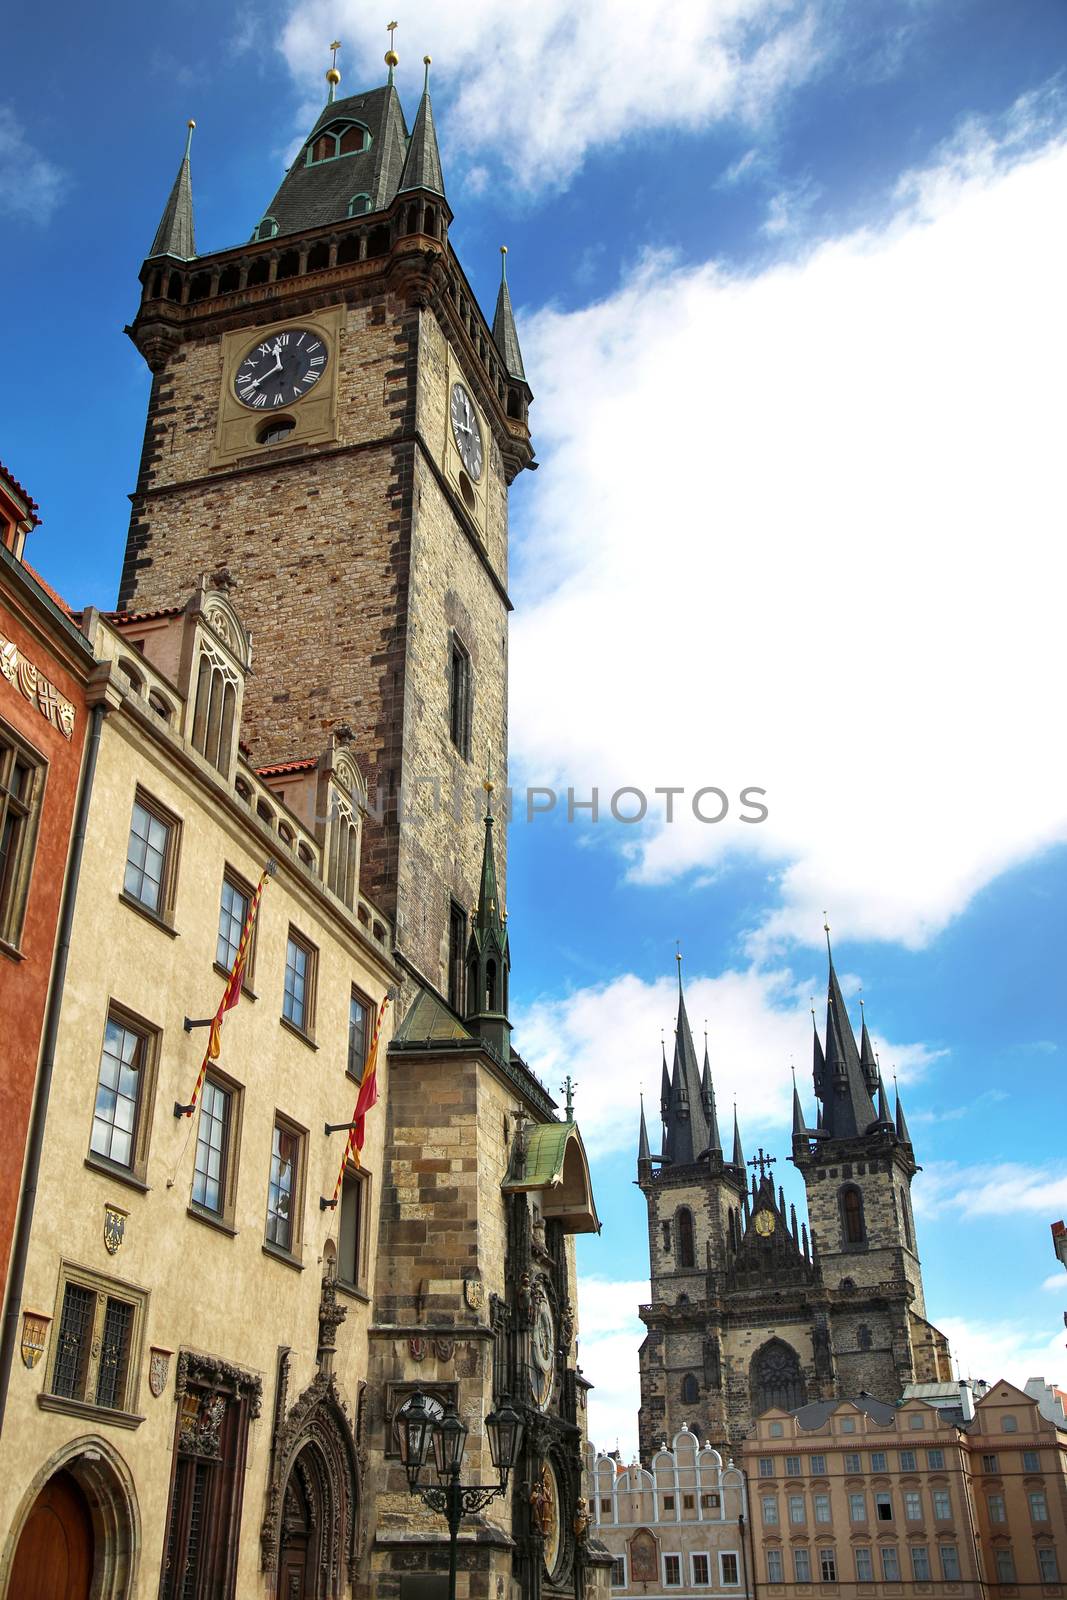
[636,951,951,1460]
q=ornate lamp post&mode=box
[400,1390,525,1600]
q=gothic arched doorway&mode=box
[1,1438,138,1600]
[750,1338,806,1416]
[263,1374,362,1600]
[8,1471,92,1600]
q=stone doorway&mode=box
[1,1439,138,1600]
[8,1470,93,1600]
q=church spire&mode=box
[398,57,446,197]
[661,953,710,1166]
[792,1066,808,1153]
[816,923,878,1140]
[859,1001,880,1095]
[659,1040,671,1122]
[731,1105,746,1174]
[464,775,511,1058]
[638,1094,651,1168]
[492,246,527,384]
[149,121,196,261]
[702,1032,722,1154]
[894,1080,912,1145]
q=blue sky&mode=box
[3,1,1066,1453]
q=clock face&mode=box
[754,1208,776,1238]
[532,1297,555,1412]
[450,382,484,481]
[234,327,329,411]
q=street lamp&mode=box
[400,1391,525,1600]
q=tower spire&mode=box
[385,20,399,86]
[464,773,511,1058]
[148,121,196,261]
[492,245,527,384]
[893,1075,912,1145]
[398,56,446,198]
[859,998,880,1095]
[819,928,878,1139]
[661,954,710,1166]
[638,1093,651,1167]
[731,1104,745,1173]
[326,40,342,102]
[701,1029,722,1154]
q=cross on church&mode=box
[748,1148,776,1181]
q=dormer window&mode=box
[252,216,279,242]
[307,122,370,166]
[347,193,371,217]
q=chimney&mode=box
[958,1379,975,1423]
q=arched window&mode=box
[191,647,238,777]
[840,1185,866,1245]
[681,1373,699,1406]
[750,1339,806,1416]
[677,1208,696,1269]
[252,216,279,242]
[327,800,359,909]
[347,193,371,217]
[900,1186,912,1249]
[307,122,370,165]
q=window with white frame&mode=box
[762,1495,779,1525]
[663,1554,681,1586]
[610,1557,625,1587]
[786,1455,801,1476]
[814,1494,831,1524]
[988,1493,1007,1524]
[870,1451,888,1472]
[899,1449,917,1471]
[789,1494,805,1524]
[926,1448,945,1469]
[810,1454,826,1475]
[855,1548,874,1583]
[1023,1450,1040,1472]
[939,1545,960,1581]
[819,1548,837,1582]
[720,1553,739,1586]
[1029,1490,1049,1522]
[849,1493,867,1522]
[692,1554,710,1586]
[904,1490,922,1522]
[793,1547,811,1582]
[994,1548,1016,1582]
[1038,1548,1060,1583]
[766,1550,784,1583]
[875,1492,893,1522]
[911,1546,931,1580]
[932,1490,951,1520]
[759,1456,774,1478]
[880,1547,900,1581]
[844,1452,861,1473]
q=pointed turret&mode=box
[894,1084,912,1146]
[792,1069,808,1154]
[398,58,446,197]
[731,1107,746,1174]
[492,246,527,384]
[661,956,710,1166]
[860,1007,880,1095]
[701,1037,722,1154]
[149,121,196,261]
[659,1042,671,1122]
[638,1095,651,1171]
[816,930,878,1140]
[874,1072,893,1129]
[464,782,511,1058]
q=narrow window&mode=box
[348,193,371,217]
[819,1548,837,1582]
[758,1457,774,1478]
[766,1550,784,1583]
[899,1449,917,1471]
[841,1184,865,1243]
[348,989,371,1080]
[720,1553,739,1586]
[663,1555,681,1586]
[849,1493,867,1521]
[448,899,466,1012]
[939,1545,960,1581]
[814,1494,831,1524]
[762,1496,778,1525]
[662,1221,673,1254]
[681,1373,699,1405]
[692,1554,710,1586]
[875,1492,893,1522]
[327,802,359,907]
[793,1548,811,1582]
[216,871,252,976]
[994,1549,1016,1583]
[448,634,471,758]
[124,791,178,916]
[191,1077,232,1217]
[1028,1491,1049,1522]
[1039,1549,1060,1582]
[610,1558,625,1587]
[786,1455,801,1477]
[191,648,239,775]
[926,1448,945,1470]
[880,1547,900,1581]
[90,1011,150,1172]
[910,1546,931,1581]
[845,1452,861,1474]
[932,1490,951,1520]
[0,729,44,947]
[904,1490,922,1521]
[51,1282,95,1400]
[266,1118,303,1253]
[855,1548,874,1583]
[338,1165,367,1288]
[677,1207,696,1268]
[1023,1450,1040,1472]
[282,929,316,1035]
[900,1185,912,1247]
[788,1495,805,1525]
[870,1450,887,1472]
[810,1454,826,1475]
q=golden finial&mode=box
[385,20,399,78]
[326,40,342,98]
[483,746,494,796]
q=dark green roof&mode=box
[149,130,195,260]
[492,270,526,383]
[393,986,472,1045]
[397,87,445,197]
[259,85,410,238]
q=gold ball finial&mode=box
[424,54,432,65]
[326,68,341,85]
[187,119,196,130]
[385,49,399,66]
[500,244,508,255]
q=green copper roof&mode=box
[502,1120,601,1233]
[506,1122,574,1188]
[149,125,195,260]
[397,82,445,198]
[393,986,472,1045]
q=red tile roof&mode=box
[107,606,185,624]
[23,560,73,617]
[0,461,40,526]
[256,757,318,777]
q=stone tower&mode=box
[636,949,950,1461]
[121,61,533,992]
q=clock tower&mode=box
[121,53,533,995]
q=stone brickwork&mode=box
[121,268,513,991]
[801,1142,925,1312]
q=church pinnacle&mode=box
[398,56,446,198]
[660,954,710,1166]
[148,121,196,261]
[464,773,511,1059]
[492,247,527,384]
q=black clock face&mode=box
[450,383,484,481]
[234,328,329,410]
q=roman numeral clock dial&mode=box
[233,329,329,409]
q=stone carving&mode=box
[260,1370,361,1587]
[149,1347,172,1397]
[560,1300,575,1353]
[20,1311,49,1370]
[316,1265,347,1374]
[408,1335,426,1362]
[0,630,76,740]
[205,605,237,653]
[103,1204,127,1255]
[529,1465,553,1538]
[434,1337,455,1363]
[179,1391,226,1458]
[464,1276,484,1311]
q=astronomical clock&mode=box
[495,1110,600,1598]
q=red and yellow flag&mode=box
[328,992,390,1205]
[178,860,275,1117]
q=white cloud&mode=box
[936,1313,1066,1394]
[278,1,829,192]
[0,106,65,223]
[578,1276,647,1459]
[1041,1273,1065,1294]
[914,1162,1067,1222]
[506,103,1067,954]
[517,963,937,1160]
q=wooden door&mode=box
[9,1470,94,1600]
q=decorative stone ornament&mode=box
[20,1311,50,1369]
[463,1275,483,1311]
[103,1204,128,1255]
[408,1335,426,1362]
[433,1337,454,1363]
[149,1347,173,1397]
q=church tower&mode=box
[121,50,533,995]
[636,945,951,1462]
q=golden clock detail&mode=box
[754,1208,776,1237]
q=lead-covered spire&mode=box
[398,56,446,197]
[817,927,878,1139]
[149,121,196,261]
[492,246,527,384]
[731,1105,746,1174]
[661,955,710,1165]
[701,1033,722,1154]
[638,1095,651,1167]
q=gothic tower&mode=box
[121,56,533,995]
[636,946,950,1462]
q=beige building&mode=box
[0,587,398,1596]
[588,1428,751,1598]
[743,1393,983,1597]
[966,1380,1067,1594]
